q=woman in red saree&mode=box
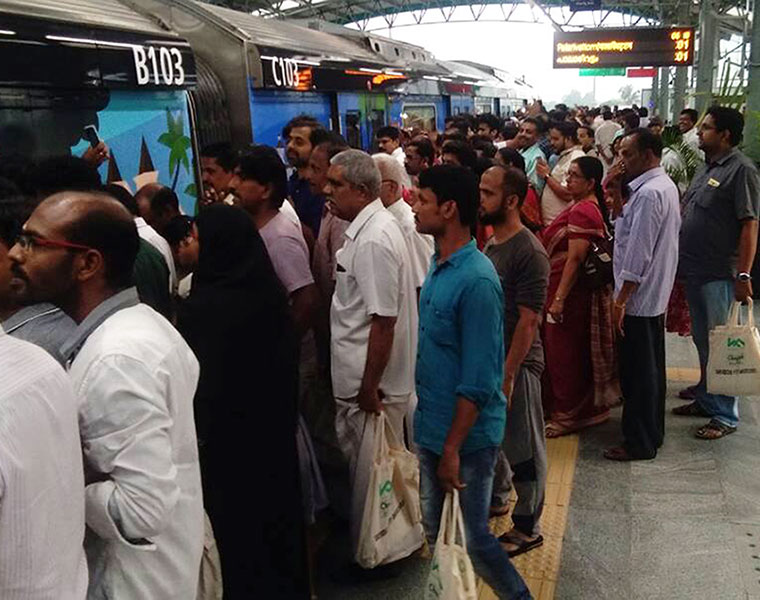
[541,156,621,437]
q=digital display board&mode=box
[553,27,694,69]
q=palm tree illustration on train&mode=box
[157,108,192,193]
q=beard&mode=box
[478,208,506,226]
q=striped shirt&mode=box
[0,329,87,599]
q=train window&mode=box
[475,102,492,115]
[395,48,400,57]
[345,110,361,149]
[401,104,436,132]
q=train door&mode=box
[337,92,387,151]
[362,93,387,152]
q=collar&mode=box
[134,217,148,229]
[2,303,63,335]
[627,166,666,194]
[391,146,404,157]
[560,145,582,158]
[60,287,140,364]
[344,199,384,241]
[524,143,542,154]
[707,147,737,166]
[432,239,476,271]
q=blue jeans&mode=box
[419,447,532,600]
[685,279,739,427]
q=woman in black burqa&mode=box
[177,204,309,598]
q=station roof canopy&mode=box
[196,0,743,29]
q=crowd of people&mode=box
[0,98,756,600]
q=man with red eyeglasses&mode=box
[0,180,75,364]
[8,191,204,599]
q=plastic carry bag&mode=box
[707,298,760,396]
[425,489,478,600]
[355,412,425,568]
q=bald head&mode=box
[39,191,139,289]
[134,182,165,223]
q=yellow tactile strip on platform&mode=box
[477,434,579,600]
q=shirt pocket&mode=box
[694,181,723,209]
[426,307,457,347]
[333,270,354,308]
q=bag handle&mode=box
[451,489,468,555]
[436,491,452,548]
[440,490,468,553]
[373,412,389,462]
[727,298,755,329]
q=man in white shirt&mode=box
[373,153,434,291]
[537,121,586,225]
[8,192,204,599]
[200,142,236,207]
[229,145,319,337]
[324,150,419,563]
[376,125,406,166]
[595,109,622,166]
[679,108,703,157]
[0,199,88,599]
[134,183,179,289]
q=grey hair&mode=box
[372,153,411,192]
[330,149,382,199]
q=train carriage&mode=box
[0,0,200,215]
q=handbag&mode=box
[355,412,425,569]
[707,298,760,396]
[581,226,613,290]
[425,490,478,600]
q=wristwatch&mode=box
[737,272,752,282]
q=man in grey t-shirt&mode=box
[675,107,760,439]
[480,165,550,557]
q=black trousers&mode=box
[619,314,666,459]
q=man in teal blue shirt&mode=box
[413,165,531,600]
[517,118,547,196]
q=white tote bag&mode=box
[707,298,760,396]
[425,490,478,600]
[355,412,425,569]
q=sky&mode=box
[347,6,667,108]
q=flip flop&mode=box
[498,532,544,558]
[695,419,737,440]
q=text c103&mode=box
[132,46,186,86]
[269,57,300,88]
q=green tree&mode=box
[157,109,191,191]
[618,84,637,105]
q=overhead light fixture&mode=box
[0,30,16,36]
[359,67,383,74]
[46,35,139,50]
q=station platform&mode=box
[315,331,760,600]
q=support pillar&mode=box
[652,70,660,115]
[695,0,718,114]
[671,1,691,119]
[659,67,670,119]
[744,0,760,163]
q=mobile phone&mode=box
[83,125,101,149]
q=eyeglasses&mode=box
[16,233,92,252]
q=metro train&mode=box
[0,0,534,213]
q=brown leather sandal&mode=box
[695,419,737,440]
